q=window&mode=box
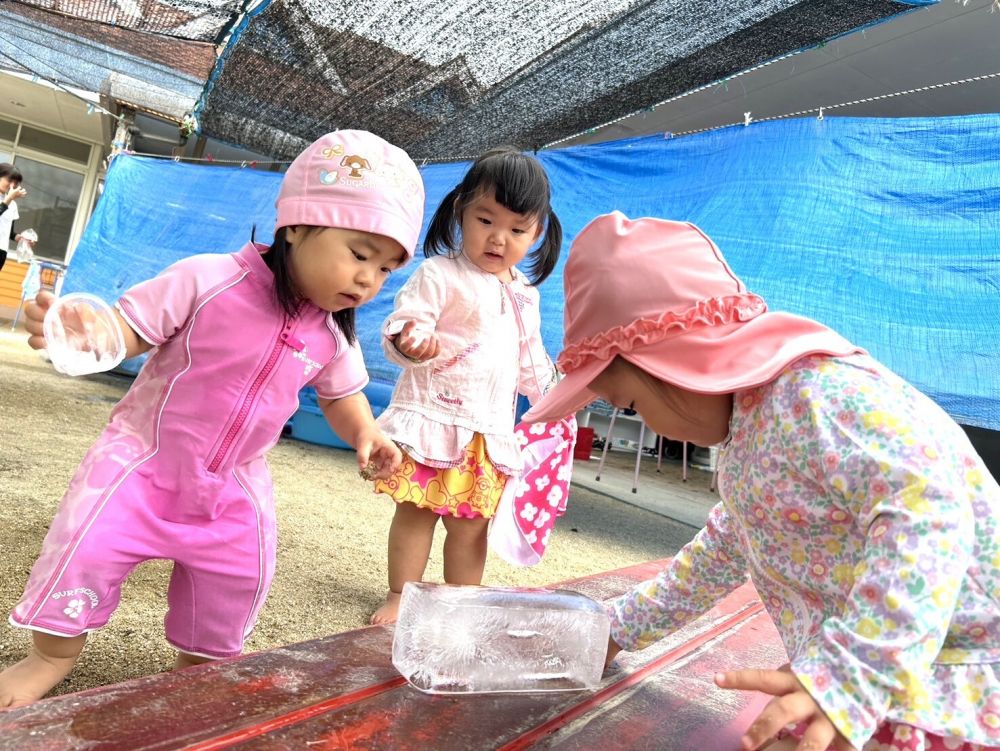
[0,119,15,164]
[17,126,91,164]
[12,156,86,262]
[0,118,97,262]
[0,118,18,146]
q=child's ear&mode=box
[285,225,301,246]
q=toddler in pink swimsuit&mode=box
[1,130,425,707]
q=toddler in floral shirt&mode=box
[525,212,999,751]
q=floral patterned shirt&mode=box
[609,354,1000,749]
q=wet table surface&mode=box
[0,560,786,750]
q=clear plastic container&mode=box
[14,228,37,263]
[392,582,610,694]
[43,293,127,377]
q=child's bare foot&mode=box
[369,591,402,625]
[0,649,78,709]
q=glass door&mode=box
[12,155,86,262]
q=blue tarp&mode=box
[65,114,1000,429]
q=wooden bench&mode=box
[0,560,786,750]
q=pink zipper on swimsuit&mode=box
[207,323,294,473]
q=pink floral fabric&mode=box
[780,720,996,750]
[373,434,506,519]
[609,354,1000,750]
[504,416,577,560]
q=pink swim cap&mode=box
[276,130,425,259]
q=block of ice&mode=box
[392,582,610,694]
[43,293,127,377]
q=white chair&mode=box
[594,408,646,494]
[682,442,719,492]
[594,410,719,494]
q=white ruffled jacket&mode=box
[377,253,556,475]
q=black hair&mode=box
[423,146,562,285]
[0,163,23,184]
[254,225,357,345]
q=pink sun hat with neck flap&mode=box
[523,211,863,424]
[276,130,425,260]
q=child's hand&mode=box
[24,290,56,350]
[44,296,122,358]
[4,185,26,203]
[390,320,440,363]
[355,428,402,481]
[715,669,856,751]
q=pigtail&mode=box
[423,186,463,258]
[524,209,563,286]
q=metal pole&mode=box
[632,421,645,493]
[594,408,618,482]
